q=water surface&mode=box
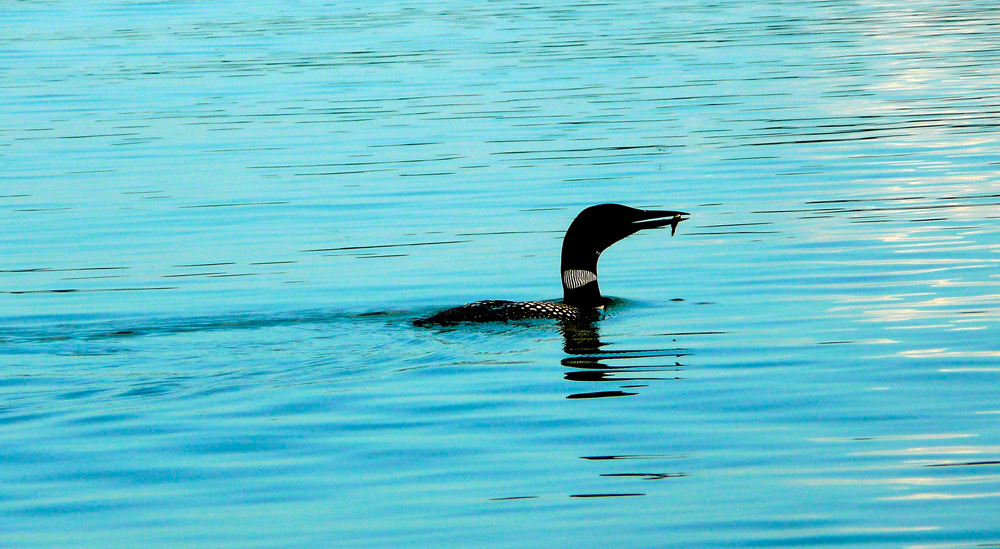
[3,1,1000,547]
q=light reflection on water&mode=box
[3,0,1000,547]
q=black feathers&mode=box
[419,300,588,324]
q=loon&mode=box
[419,204,688,324]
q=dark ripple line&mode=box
[455,230,562,237]
[756,200,1000,215]
[807,196,927,205]
[162,272,226,278]
[600,473,687,480]
[249,155,462,170]
[569,493,644,498]
[566,390,638,400]
[172,262,236,268]
[686,230,782,235]
[562,349,687,359]
[301,240,471,253]
[697,222,774,228]
[178,201,288,209]
[6,287,176,294]
[491,144,674,156]
[741,133,905,147]
[294,168,394,177]
[0,267,129,274]
[925,461,1000,468]
[25,132,142,141]
[581,455,687,461]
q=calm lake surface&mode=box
[3,1,1000,547]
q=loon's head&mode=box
[560,204,688,308]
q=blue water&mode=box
[3,1,1000,547]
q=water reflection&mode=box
[414,309,689,399]
[413,311,693,500]
[559,316,686,399]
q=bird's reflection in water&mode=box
[558,317,686,400]
[416,310,693,500]
[550,318,691,499]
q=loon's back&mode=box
[418,204,687,325]
[418,300,587,324]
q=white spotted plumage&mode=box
[420,299,588,323]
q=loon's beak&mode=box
[631,209,690,236]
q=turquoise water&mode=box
[3,1,1000,547]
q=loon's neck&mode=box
[561,249,604,308]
